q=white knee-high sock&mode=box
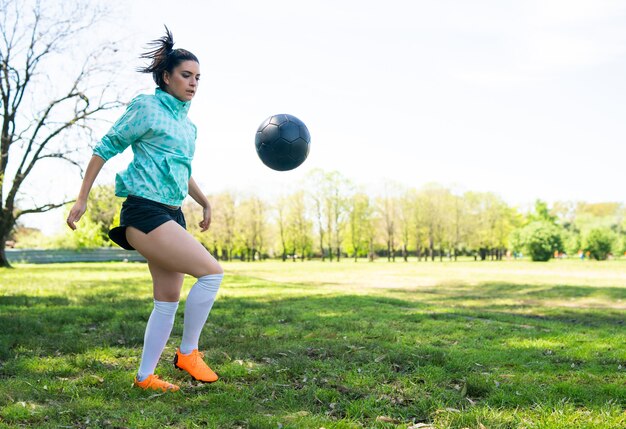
[137,300,179,381]
[180,273,223,355]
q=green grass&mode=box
[0,259,625,428]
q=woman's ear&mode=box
[163,71,171,86]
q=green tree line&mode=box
[11,170,626,261]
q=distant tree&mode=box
[519,221,563,262]
[377,185,398,262]
[286,191,311,261]
[213,192,237,260]
[54,206,105,249]
[562,229,582,256]
[319,171,349,261]
[184,196,218,256]
[305,171,326,260]
[0,0,123,266]
[450,193,464,260]
[411,190,428,261]
[530,200,557,224]
[346,192,372,261]
[615,234,626,257]
[9,225,45,248]
[84,185,121,244]
[275,195,289,261]
[419,184,450,261]
[584,228,614,261]
[397,190,413,262]
[237,195,266,261]
[465,192,511,260]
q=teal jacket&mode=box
[93,88,197,206]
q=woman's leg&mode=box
[136,262,184,381]
[126,221,222,277]
[148,261,185,302]
[179,272,223,354]
[128,221,224,382]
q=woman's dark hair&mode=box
[138,26,199,90]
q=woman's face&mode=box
[163,60,201,102]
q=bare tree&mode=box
[0,0,124,266]
[237,195,266,261]
[378,182,400,262]
[216,192,238,261]
[305,169,327,260]
[275,195,289,261]
[347,192,372,261]
[397,190,413,262]
[286,191,311,261]
[323,171,349,261]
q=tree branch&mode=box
[38,153,84,173]
[15,199,73,219]
[7,99,122,209]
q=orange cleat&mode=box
[174,348,219,383]
[133,374,180,392]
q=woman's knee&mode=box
[213,263,224,275]
[199,259,223,277]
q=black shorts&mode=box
[108,195,186,250]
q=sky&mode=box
[16,0,626,234]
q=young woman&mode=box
[66,28,223,392]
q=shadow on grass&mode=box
[389,281,626,300]
[389,282,626,323]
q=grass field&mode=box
[0,259,625,428]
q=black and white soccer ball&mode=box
[255,114,311,171]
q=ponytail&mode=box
[138,26,199,89]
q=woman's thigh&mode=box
[126,221,222,278]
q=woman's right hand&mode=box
[66,199,87,230]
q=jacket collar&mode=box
[155,88,191,119]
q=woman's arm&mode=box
[66,155,106,230]
[188,176,211,232]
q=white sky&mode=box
[18,0,626,234]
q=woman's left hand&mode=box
[199,205,211,232]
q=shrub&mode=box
[584,228,615,260]
[519,221,563,261]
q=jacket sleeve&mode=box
[93,96,150,161]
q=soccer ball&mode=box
[255,113,311,171]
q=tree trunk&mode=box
[0,235,11,268]
[0,218,13,268]
[429,236,435,261]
